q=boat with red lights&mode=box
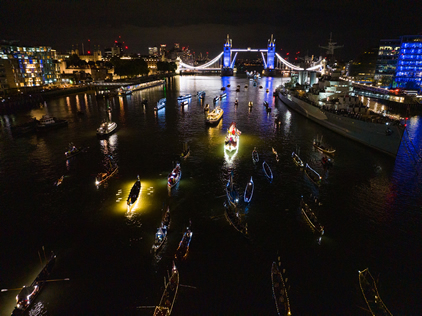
[224,122,241,153]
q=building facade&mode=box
[0,44,57,90]
[393,35,422,92]
[374,39,401,82]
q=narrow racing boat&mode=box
[300,196,324,235]
[252,147,259,164]
[224,202,248,236]
[168,163,181,188]
[304,163,321,186]
[226,171,239,207]
[244,176,254,203]
[151,207,171,254]
[263,161,273,181]
[127,175,141,210]
[271,261,292,316]
[153,262,179,316]
[175,223,192,260]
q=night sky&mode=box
[0,0,419,61]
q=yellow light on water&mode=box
[113,179,157,216]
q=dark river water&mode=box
[0,75,421,315]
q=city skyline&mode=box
[0,0,419,60]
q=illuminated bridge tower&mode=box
[222,34,234,76]
[265,34,276,76]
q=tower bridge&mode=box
[177,34,325,77]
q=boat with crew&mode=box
[272,147,279,162]
[300,196,324,235]
[118,88,132,96]
[292,152,304,168]
[36,115,68,132]
[175,223,192,260]
[219,93,227,100]
[204,103,210,112]
[197,91,206,99]
[358,268,393,316]
[155,98,166,111]
[234,99,238,106]
[221,87,226,91]
[206,106,223,125]
[96,158,118,187]
[226,171,239,207]
[151,207,171,254]
[252,147,259,164]
[271,261,292,316]
[277,75,405,158]
[313,135,336,155]
[248,101,253,108]
[213,96,220,103]
[179,100,189,107]
[153,261,179,316]
[244,176,254,203]
[127,175,141,210]
[65,142,85,159]
[177,94,192,101]
[224,202,248,236]
[263,161,273,181]
[11,252,56,316]
[321,155,333,169]
[168,162,181,188]
[224,122,241,153]
[304,163,321,186]
[180,142,190,159]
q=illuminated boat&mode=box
[177,94,192,101]
[36,115,68,132]
[155,98,166,111]
[304,163,321,186]
[96,121,117,136]
[252,147,259,163]
[179,100,189,107]
[180,142,190,159]
[272,147,279,162]
[224,202,248,236]
[118,88,132,96]
[153,261,179,316]
[213,96,220,103]
[65,142,85,159]
[244,176,254,203]
[204,104,210,112]
[206,106,223,125]
[151,207,171,254]
[197,91,206,98]
[292,152,304,168]
[234,99,238,106]
[221,87,226,91]
[175,223,192,260]
[313,136,336,155]
[219,92,227,100]
[262,161,273,181]
[96,159,118,187]
[54,175,64,186]
[300,196,324,235]
[127,175,141,210]
[266,88,270,93]
[11,252,56,316]
[224,122,241,153]
[321,156,333,169]
[249,101,253,108]
[167,163,181,188]
[358,268,393,316]
[226,170,239,207]
[271,261,292,316]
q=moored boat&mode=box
[127,175,141,210]
[224,202,248,236]
[168,163,181,188]
[271,261,292,316]
[244,176,254,203]
[304,163,321,186]
[206,106,223,125]
[153,262,179,316]
[358,268,393,316]
[151,207,171,254]
[262,161,273,181]
[252,147,259,163]
[36,115,68,132]
[177,94,192,101]
[224,122,241,153]
[300,196,324,235]
[155,98,166,111]
[175,223,192,260]
[11,252,56,316]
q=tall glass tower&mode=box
[394,35,422,92]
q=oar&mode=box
[180,284,197,289]
[136,306,156,309]
[1,278,69,292]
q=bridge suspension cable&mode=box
[178,52,224,70]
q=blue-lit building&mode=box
[393,35,422,92]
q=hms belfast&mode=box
[277,37,405,158]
